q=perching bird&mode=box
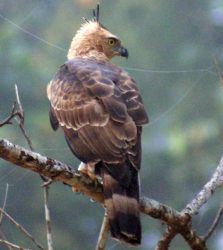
[47,5,148,246]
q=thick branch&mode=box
[140,197,183,225]
[0,138,104,203]
[0,138,183,217]
[141,198,207,249]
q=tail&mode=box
[101,163,141,246]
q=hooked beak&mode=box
[114,45,129,58]
[119,45,129,58]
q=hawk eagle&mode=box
[47,6,148,246]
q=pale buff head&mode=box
[67,19,128,60]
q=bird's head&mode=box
[67,5,128,60]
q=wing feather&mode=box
[47,58,148,166]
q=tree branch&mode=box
[0,239,28,250]
[0,102,21,127]
[43,186,53,250]
[95,211,109,250]
[0,183,9,225]
[179,224,208,250]
[202,203,223,241]
[2,85,54,250]
[1,137,222,249]
[182,155,223,216]
[0,229,12,250]
[0,208,45,250]
[14,84,34,150]
[0,138,104,203]
[155,226,177,250]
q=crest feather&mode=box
[82,4,100,24]
[93,4,100,22]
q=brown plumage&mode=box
[47,6,148,246]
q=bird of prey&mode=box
[47,5,148,246]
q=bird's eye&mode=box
[108,38,117,46]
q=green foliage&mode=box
[1,0,223,249]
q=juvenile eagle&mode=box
[47,6,148,246]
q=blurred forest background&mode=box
[0,0,223,249]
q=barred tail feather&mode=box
[101,166,141,246]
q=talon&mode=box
[72,162,97,192]
[78,162,96,181]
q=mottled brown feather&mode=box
[47,57,148,166]
[48,58,148,128]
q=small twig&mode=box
[203,203,223,241]
[14,84,33,150]
[0,184,10,249]
[0,85,33,151]
[43,186,53,250]
[0,239,28,250]
[0,230,12,250]
[14,85,24,119]
[0,102,21,127]
[14,85,53,250]
[0,207,45,250]
[0,183,9,224]
[96,211,109,250]
[213,57,223,88]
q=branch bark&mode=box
[0,138,104,203]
